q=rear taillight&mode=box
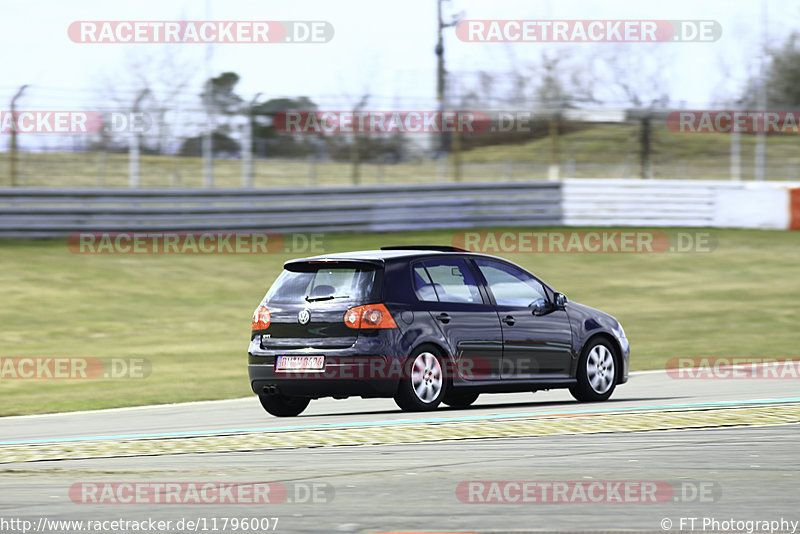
[252,305,271,330]
[344,304,398,329]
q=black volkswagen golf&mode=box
[248,246,629,416]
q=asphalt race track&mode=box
[1,370,799,533]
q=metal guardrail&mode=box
[0,182,563,238]
[2,179,795,238]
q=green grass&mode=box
[1,152,447,189]
[1,228,799,415]
[4,123,800,186]
[459,124,800,179]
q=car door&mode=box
[472,258,573,379]
[412,258,504,381]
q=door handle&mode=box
[502,315,515,326]
[436,313,451,324]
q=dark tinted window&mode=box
[415,258,482,304]
[265,266,376,304]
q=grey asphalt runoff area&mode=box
[2,371,798,443]
[0,372,798,533]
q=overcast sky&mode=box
[1,0,797,110]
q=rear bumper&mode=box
[248,336,401,398]
[250,373,399,398]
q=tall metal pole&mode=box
[435,0,447,181]
[9,85,28,187]
[436,0,445,148]
[435,0,461,181]
[754,0,767,181]
[203,0,215,188]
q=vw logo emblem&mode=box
[298,309,311,325]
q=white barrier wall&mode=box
[562,179,800,230]
[713,185,790,229]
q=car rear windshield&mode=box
[265,263,378,304]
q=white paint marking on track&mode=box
[0,396,253,420]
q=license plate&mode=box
[276,355,325,372]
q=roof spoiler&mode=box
[284,258,384,271]
[380,245,466,252]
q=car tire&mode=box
[394,346,447,412]
[259,394,310,417]
[570,339,618,402]
[443,390,480,408]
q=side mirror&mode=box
[531,298,550,316]
[554,292,568,309]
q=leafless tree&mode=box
[589,44,672,109]
[97,47,201,154]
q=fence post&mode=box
[730,128,741,180]
[452,128,462,181]
[640,114,652,179]
[307,153,317,186]
[242,114,253,188]
[202,80,215,188]
[350,136,360,185]
[547,109,560,181]
[242,93,261,188]
[504,158,513,180]
[9,85,28,187]
[129,89,149,188]
[96,150,107,187]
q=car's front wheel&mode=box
[258,394,310,417]
[394,347,447,412]
[570,339,618,402]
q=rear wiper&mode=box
[304,294,350,302]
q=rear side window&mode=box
[265,265,377,304]
[412,265,438,301]
[413,258,482,304]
